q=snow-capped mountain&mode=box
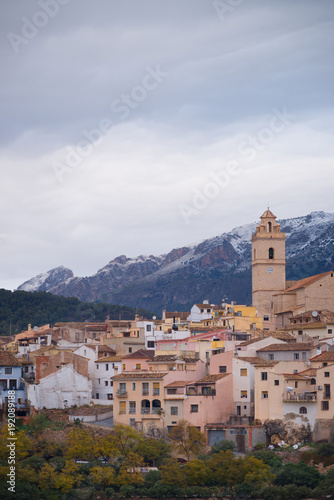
[17,211,334,313]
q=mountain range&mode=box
[17,211,334,314]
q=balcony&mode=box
[284,392,317,402]
[129,408,136,414]
[142,390,149,396]
[116,390,128,397]
[153,389,160,396]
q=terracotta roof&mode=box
[0,351,22,367]
[112,371,168,380]
[150,355,198,364]
[195,304,214,309]
[310,352,334,362]
[98,345,115,353]
[291,322,327,330]
[165,312,189,320]
[165,380,189,388]
[283,373,310,380]
[95,356,123,363]
[298,368,317,376]
[192,374,229,384]
[282,272,333,293]
[257,343,315,352]
[123,349,155,360]
[237,356,276,366]
[260,209,276,219]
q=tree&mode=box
[274,461,321,489]
[65,428,95,461]
[169,420,206,460]
[37,463,58,491]
[184,458,212,486]
[117,452,145,486]
[160,458,187,487]
[90,466,116,487]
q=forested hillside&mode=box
[0,289,154,335]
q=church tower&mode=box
[251,209,286,328]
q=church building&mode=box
[251,209,334,330]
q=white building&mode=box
[187,301,215,322]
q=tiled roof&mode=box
[257,343,315,352]
[150,355,198,364]
[260,209,276,219]
[283,373,310,380]
[0,351,22,367]
[283,272,333,293]
[195,304,214,309]
[298,368,317,376]
[237,356,276,366]
[192,374,229,384]
[112,371,168,380]
[310,352,334,362]
[165,380,189,388]
[98,345,115,353]
[291,322,327,330]
[123,349,155,360]
[95,356,123,363]
[165,312,189,320]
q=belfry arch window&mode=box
[267,222,272,232]
[269,248,274,260]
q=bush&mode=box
[316,442,334,457]
[260,484,313,500]
[250,451,282,471]
[144,469,161,487]
[211,439,235,453]
[274,461,321,489]
[119,484,137,497]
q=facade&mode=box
[251,209,286,329]
[0,351,26,411]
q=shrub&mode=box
[316,442,334,457]
[211,439,235,453]
[274,461,321,489]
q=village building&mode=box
[0,351,26,413]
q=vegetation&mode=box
[0,419,333,499]
[0,288,154,335]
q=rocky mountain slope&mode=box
[17,211,334,314]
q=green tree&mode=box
[90,466,116,487]
[65,428,95,461]
[160,458,187,487]
[274,461,321,489]
[169,420,206,460]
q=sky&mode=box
[1,0,334,291]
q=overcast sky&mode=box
[1,0,333,291]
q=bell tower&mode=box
[251,209,286,328]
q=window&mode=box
[9,380,16,390]
[153,382,160,396]
[295,381,298,388]
[171,406,178,415]
[219,366,227,373]
[299,407,307,414]
[267,222,272,232]
[18,398,23,404]
[325,372,330,378]
[107,394,113,400]
[96,364,99,370]
[146,325,152,332]
[311,378,316,385]
[294,353,300,360]
[132,382,136,391]
[274,380,279,386]
[142,382,149,395]
[302,352,306,361]
[324,385,331,399]
[128,348,132,353]
[147,341,155,348]
[262,391,268,399]
[269,354,274,361]
[298,330,303,336]
[322,401,329,411]
[4,367,12,375]
[269,247,274,259]
[105,381,108,386]
[240,369,247,377]
[105,364,109,371]
[328,329,333,334]
[119,382,127,394]
[122,364,126,370]
[241,390,247,398]
[263,315,269,321]
[24,366,29,373]
[191,404,198,413]
[96,393,99,399]
[129,418,135,427]
[129,401,136,414]
[261,372,268,381]
[135,363,141,370]
[119,401,126,414]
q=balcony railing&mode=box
[129,408,136,414]
[142,390,149,396]
[284,392,317,402]
[141,408,150,414]
[153,389,160,396]
[116,390,128,397]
